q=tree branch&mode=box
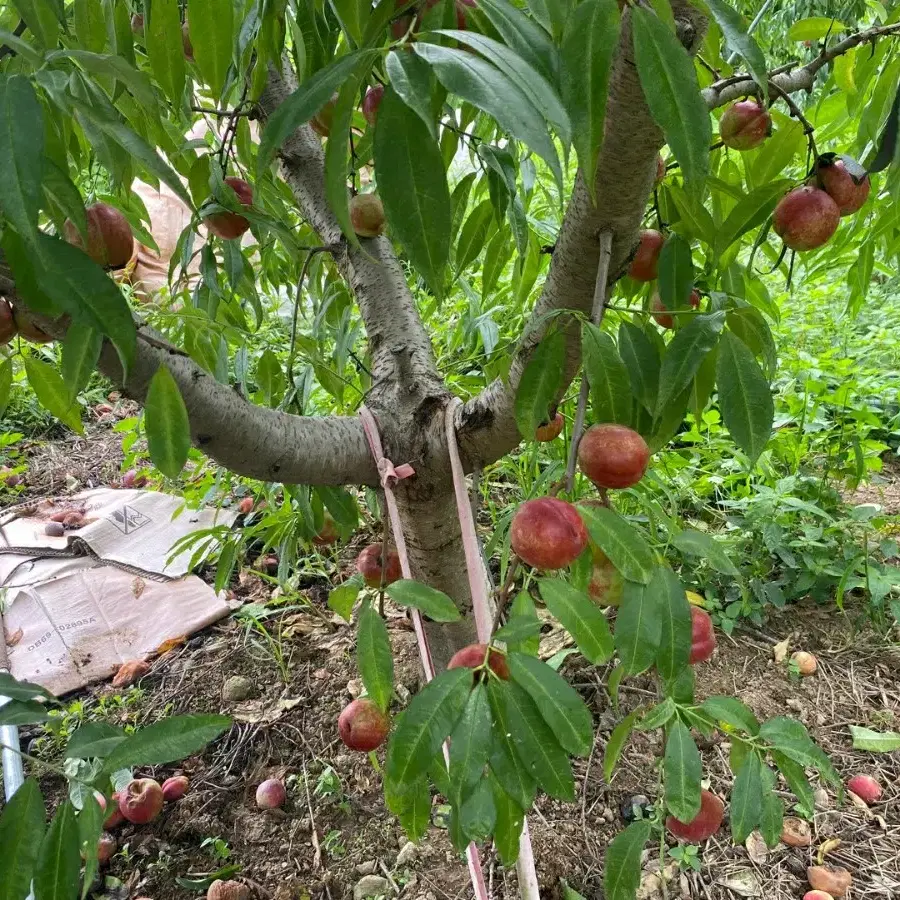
[0,260,378,487]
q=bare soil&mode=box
[4,429,900,900]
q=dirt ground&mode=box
[4,424,900,900]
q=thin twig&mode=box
[285,246,335,395]
[564,230,614,493]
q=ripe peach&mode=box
[847,774,881,804]
[118,778,164,824]
[689,606,716,665]
[338,698,390,751]
[773,186,840,251]
[362,85,384,127]
[121,468,148,489]
[587,549,624,607]
[255,778,286,809]
[238,496,254,515]
[64,203,134,269]
[97,832,117,865]
[535,412,564,442]
[803,892,835,900]
[12,310,53,343]
[719,99,771,151]
[628,229,664,282]
[355,543,402,588]
[104,794,125,829]
[817,159,870,216]
[448,643,510,680]
[204,177,253,240]
[350,193,385,237]
[0,298,16,344]
[807,865,852,898]
[131,13,144,35]
[63,512,85,529]
[207,881,250,900]
[311,94,338,137]
[791,650,818,675]
[161,775,189,802]
[666,789,724,841]
[577,423,650,490]
[509,497,588,570]
[651,289,700,329]
[312,513,339,547]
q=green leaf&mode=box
[0,672,56,703]
[716,181,790,256]
[603,708,640,782]
[24,357,83,434]
[655,567,692,681]
[0,700,50,725]
[487,680,537,810]
[9,1,59,49]
[514,328,565,440]
[504,591,541,656]
[848,725,900,753]
[397,777,431,842]
[665,720,702,823]
[187,0,233,97]
[787,17,846,41]
[475,0,558,87]
[413,43,562,191]
[442,30,570,143]
[759,766,783,848]
[771,750,816,818]
[145,0,186,103]
[507,653,593,757]
[672,529,741,579]
[760,717,839,785]
[538,578,613,665]
[583,324,633,426]
[374,85,451,299]
[457,777,496,844]
[54,51,154,107]
[655,312,725,419]
[490,774,525,866]
[385,50,438,140]
[499,679,575,801]
[385,580,461,622]
[632,7,711,186]
[386,668,473,786]
[65,722,127,759]
[702,0,769,101]
[618,321,660,413]
[616,573,664,676]
[455,198,493,272]
[636,697,676,731]
[144,364,191,479]
[702,696,760,736]
[357,602,394,713]
[34,801,80,900]
[77,792,104,900]
[0,74,44,236]
[657,233,694,315]
[726,306,777,377]
[257,51,373,174]
[41,159,87,240]
[328,574,363,622]
[255,348,285,405]
[578,505,655,585]
[0,358,12,419]
[103,714,231,773]
[560,0,620,200]
[494,614,541,648]
[73,0,105,52]
[61,324,102,403]
[448,683,492,801]
[604,821,651,900]
[316,486,359,531]
[0,779,45,900]
[716,330,773,465]
[730,751,762,843]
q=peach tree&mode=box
[0,0,898,898]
